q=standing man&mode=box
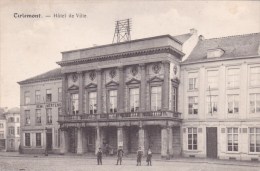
[97,148,103,165]
[136,147,143,166]
[116,146,124,165]
[146,148,152,166]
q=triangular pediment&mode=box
[126,78,141,85]
[85,83,97,89]
[68,85,79,90]
[147,76,164,83]
[105,80,119,87]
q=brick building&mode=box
[19,30,260,160]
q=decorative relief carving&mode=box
[89,71,96,81]
[72,73,78,82]
[109,68,117,78]
[131,66,138,76]
[173,65,178,75]
[152,63,161,74]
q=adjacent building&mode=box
[18,69,62,154]
[0,113,6,151]
[18,30,260,161]
[5,108,20,151]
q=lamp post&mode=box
[45,127,48,156]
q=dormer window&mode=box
[207,49,224,58]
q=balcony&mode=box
[58,111,181,123]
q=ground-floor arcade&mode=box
[59,122,181,158]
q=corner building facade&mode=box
[57,34,192,157]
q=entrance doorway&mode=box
[46,129,52,151]
[206,127,218,158]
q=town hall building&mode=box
[18,30,260,161]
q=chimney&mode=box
[190,28,197,35]
[199,35,205,41]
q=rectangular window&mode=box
[0,123,3,128]
[188,72,198,90]
[227,68,240,88]
[227,95,239,114]
[71,93,79,115]
[46,108,52,124]
[35,90,41,104]
[58,108,62,115]
[36,133,41,147]
[151,86,162,111]
[25,110,30,125]
[250,94,260,114]
[17,127,20,135]
[188,128,197,150]
[188,96,198,115]
[89,92,97,114]
[130,88,140,112]
[109,90,117,113]
[207,70,218,89]
[227,128,239,152]
[46,89,52,102]
[249,128,260,152]
[8,127,15,136]
[16,118,19,123]
[25,133,30,147]
[24,91,30,105]
[206,95,218,115]
[172,87,177,112]
[250,66,260,87]
[58,88,62,102]
[35,109,41,124]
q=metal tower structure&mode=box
[112,19,132,43]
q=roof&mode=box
[183,32,260,64]
[18,68,62,85]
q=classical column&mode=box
[118,66,125,112]
[139,64,146,111]
[78,72,84,114]
[77,127,83,154]
[117,127,123,148]
[168,127,173,157]
[95,126,103,154]
[162,61,170,110]
[62,74,68,115]
[96,69,103,114]
[138,126,145,151]
[161,126,169,158]
[60,129,68,154]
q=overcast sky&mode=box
[0,0,260,108]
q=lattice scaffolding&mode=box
[112,19,132,43]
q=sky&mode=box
[0,0,260,108]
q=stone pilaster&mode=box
[118,66,125,112]
[162,61,170,110]
[168,127,173,156]
[62,74,68,115]
[139,64,146,111]
[60,129,68,154]
[78,72,84,114]
[96,69,103,114]
[77,127,83,154]
[95,126,103,154]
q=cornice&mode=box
[18,77,62,85]
[57,46,184,67]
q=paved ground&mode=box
[0,153,259,171]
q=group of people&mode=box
[96,146,152,166]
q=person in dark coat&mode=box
[136,147,143,166]
[146,148,152,166]
[116,146,124,165]
[97,148,103,165]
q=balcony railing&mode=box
[58,111,181,122]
